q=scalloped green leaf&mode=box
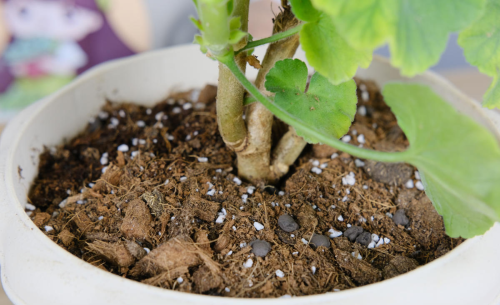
[300,14,372,85]
[265,59,357,143]
[289,0,321,22]
[312,0,486,76]
[458,0,500,108]
[383,83,500,238]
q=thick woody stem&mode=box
[216,0,250,151]
[236,6,300,183]
[269,128,307,182]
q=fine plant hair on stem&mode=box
[237,5,301,183]
[216,0,250,151]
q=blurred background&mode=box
[0,0,491,303]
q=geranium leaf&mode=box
[312,0,486,76]
[265,59,357,143]
[289,0,321,22]
[383,83,500,238]
[458,0,500,108]
[300,14,372,85]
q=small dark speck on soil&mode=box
[250,239,271,257]
[278,214,299,232]
[356,232,372,246]
[393,209,410,226]
[344,226,364,242]
[264,186,278,195]
[310,234,330,248]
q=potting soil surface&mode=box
[27,79,462,298]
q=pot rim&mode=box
[0,44,496,304]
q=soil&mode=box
[26,79,463,298]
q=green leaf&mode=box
[300,15,372,85]
[228,30,248,45]
[313,0,486,76]
[484,75,500,108]
[229,16,241,31]
[458,0,500,108]
[190,16,203,31]
[265,59,357,143]
[383,83,500,238]
[289,0,321,22]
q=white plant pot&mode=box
[1,45,500,305]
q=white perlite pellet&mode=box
[177,277,183,284]
[357,134,366,144]
[341,135,351,143]
[117,144,129,152]
[25,203,36,211]
[278,191,285,196]
[198,157,208,163]
[44,226,54,232]
[384,237,391,244]
[386,212,393,218]
[361,91,369,101]
[98,111,109,119]
[331,153,339,159]
[216,208,227,224]
[301,238,309,244]
[371,234,380,243]
[405,179,414,189]
[100,152,109,165]
[233,177,242,185]
[367,241,376,249]
[242,194,248,203]
[328,228,342,238]
[226,251,233,256]
[98,216,104,221]
[207,189,216,196]
[342,172,356,186]
[225,287,230,292]
[275,270,285,278]
[311,166,322,174]
[144,247,151,254]
[240,242,247,248]
[415,170,421,180]
[243,258,253,268]
[416,181,425,190]
[358,105,367,116]
[247,186,256,194]
[136,120,146,128]
[355,159,365,167]
[352,252,362,260]
[183,103,192,110]
[337,215,344,222]
[172,107,181,114]
[254,222,264,231]
[375,238,384,248]
[58,199,68,208]
[180,176,187,182]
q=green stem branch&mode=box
[220,55,412,163]
[236,24,303,54]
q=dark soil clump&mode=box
[26,80,463,298]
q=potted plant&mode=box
[1,0,500,304]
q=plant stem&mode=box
[236,7,300,182]
[221,56,412,163]
[236,24,303,54]
[215,0,249,151]
[270,127,308,181]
